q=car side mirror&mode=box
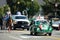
[49,21,52,26]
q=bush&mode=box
[0,4,10,18]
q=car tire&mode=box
[48,33,51,36]
[45,34,47,36]
[22,28,24,30]
[13,27,16,30]
[27,28,29,31]
[34,32,37,36]
[30,32,33,35]
[1,26,2,30]
[13,24,16,30]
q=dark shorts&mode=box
[6,21,12,28]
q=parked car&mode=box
[12,15,30,30]
[52,21,60,30]
[30,20,53,36]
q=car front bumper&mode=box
[34,28,52,33]
[14,24,30,29]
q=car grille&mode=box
[17,21,28,25]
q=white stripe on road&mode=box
[20,36,42,38]
[9,35,23,40]
[20,36,31,38]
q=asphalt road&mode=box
[0,30,60,40]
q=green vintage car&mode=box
[30,20,53,36]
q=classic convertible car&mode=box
[30,20,53,36]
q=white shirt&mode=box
[17,11,21,15]
[6,11,11,15]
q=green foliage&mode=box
[0,4,10,18]
[6,0,40,17]
[26,1,40,16]
[4,5,10,13]
[0,7,4,18]
[42,0,60,16]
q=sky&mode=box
[0,0,6,7]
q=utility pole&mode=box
[55,0,58,18]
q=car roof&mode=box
[11,15,27,19]
[12,15,26,17]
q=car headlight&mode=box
[13,20,17,24]
[28,23,30,26]
[28,22,30,26]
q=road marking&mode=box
[9,35,23,40]
[20,36,30,38]
[45,36,60,40]
[20,36,42,38]
[20,35,60,40]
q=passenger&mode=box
[16,11,21,15]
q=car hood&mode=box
[52,23,59,27]
[41,24,49,30]
[14,19,30,23]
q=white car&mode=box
[12,15,30,30]
[52,21,60,30]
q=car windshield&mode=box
[53,21,60,24]
[42,21,47,24]
[40,21,48,24]
[35,20,48,24]
[15,16,27,19]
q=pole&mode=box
[55,3,57,18]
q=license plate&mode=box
[21,26,24,27]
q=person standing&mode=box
[4,10,12,32]
[6,10,12,32]
[7,14,12,32]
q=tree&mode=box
[0,7,4,18]
[42,0,60,16]
[0,4,10,18]
[6,0,40,17]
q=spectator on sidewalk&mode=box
[0,17,3,30]
[7,14,12,32]
[3,10,12,31]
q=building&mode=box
[0,0,6,7]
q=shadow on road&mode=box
[0,32,4,33]
[0,30,11,33]
[21,34,47,36]
[21,34,32,36]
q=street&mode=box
[0,0,60,40]
[0,30,60,40]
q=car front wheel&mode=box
[48,33,52,36]
[27,28,29,31]
[13,26,16,30]
[30,32,33,35]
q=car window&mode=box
[43,21,47,24]
[36,21,40,24]
[15,16,27,19]
[34,21,40,25]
